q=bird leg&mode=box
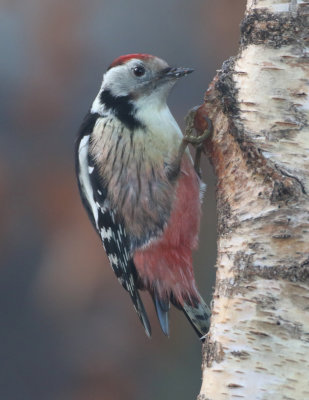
[176,107,213,178]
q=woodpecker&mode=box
[75,53,211,339]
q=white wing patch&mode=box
[78,135,99,228]
[100,226,113,241]
[108,254,119,267]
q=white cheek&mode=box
[91,94,105,114]
[101,66,133,97]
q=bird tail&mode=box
[153,290,211,339]
[152,292,170,336]
[123,260,152,338]
[181,293,211,340]
[129,289,152,338]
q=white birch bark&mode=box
[197,1,309,399]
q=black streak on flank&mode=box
[166,163,180,183]
[100,89,145,131]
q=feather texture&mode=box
[75,54,211,338]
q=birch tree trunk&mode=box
[197,1,309,399]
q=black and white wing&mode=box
[75,112,151,336]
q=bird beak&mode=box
[164,67,194,79]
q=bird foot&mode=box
[183,106,212,146]
[180,107,213,177]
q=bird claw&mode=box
[182,107,213,177]
[183,106,213,146]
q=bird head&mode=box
[91,54,193,119]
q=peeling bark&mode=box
[198,1,309,399]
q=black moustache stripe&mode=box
[100,89,144,131]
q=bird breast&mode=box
[89,115,183,248]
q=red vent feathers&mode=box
[108,53,153,70]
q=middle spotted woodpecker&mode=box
[75,53,211,339]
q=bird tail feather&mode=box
[130,290,152,338]
[182,294,211,340]
[153,293,170,336]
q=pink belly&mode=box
[133,155,202,305]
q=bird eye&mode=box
[133,65,145,77]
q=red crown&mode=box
[108,53,153,70]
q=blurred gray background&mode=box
[0,1,245,399]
